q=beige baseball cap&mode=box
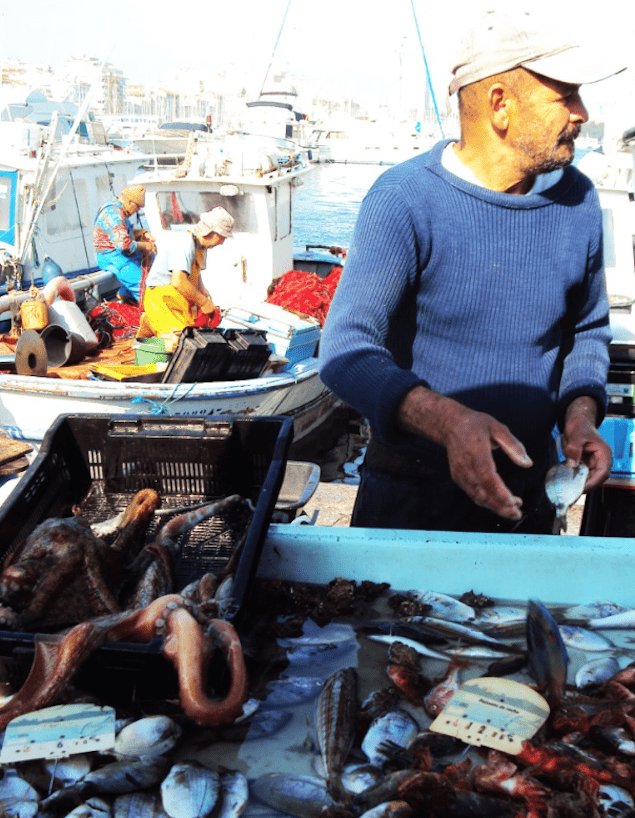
[449,9,627,95]
[194,207,234,239]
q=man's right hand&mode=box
[199,297,216,315]
[397,386,533,520]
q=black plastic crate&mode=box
[0,413,292,702]
[607,362,635,416]
[161,327,230,384]
[580,484,635,537]
[223,329,272,380]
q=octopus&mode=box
[0,492,252,729]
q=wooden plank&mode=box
[0,438,33,466]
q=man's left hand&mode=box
[561,396,612,491]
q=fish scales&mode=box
[315,666,358,797]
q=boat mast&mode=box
[410,0,445,138]
[259,0,292,97]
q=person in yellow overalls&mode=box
[139,207,234,337]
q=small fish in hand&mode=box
[545,461,589,533]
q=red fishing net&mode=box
[265,267,343,326]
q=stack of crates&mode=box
[583,356,635,536]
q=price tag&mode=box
[0,704,115,763]
[429,677,549,755]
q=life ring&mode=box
[42,276,76,306]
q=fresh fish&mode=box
[444,644,515,661]
[475,606,528,627]
[340,763,384,796]
[113,715,182,760]
[314,667,358,799]
[407,590,476,622]
[565,600,629,621]
[216,769,249,818]
[544,461,588,533]
[250,773,338,817]
[423,656,467,718]
[367,633,449,662]
[575,656,621,689]
[277,622,356,647]
[262,676,325,708]
[44,753,92,786]
[559,625,616,652]
[114,791,167,818]
[361,709,419,767]
[597,784,635,818]
[65,797,112,818]
[588,608,635,630]
[160,761,220,818]
[405,616,522,653]
[592,725,635,756]
[526,599,569,709]
[0,768,39,818]
[82,754,173,794]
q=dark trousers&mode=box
[351,446,556,535]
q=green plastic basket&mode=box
[134,337,170,366]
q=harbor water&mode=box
[291,163,386,484]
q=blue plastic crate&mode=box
[598,415,635,475]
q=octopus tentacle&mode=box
[0,621,109,731]
[152,495,246,556]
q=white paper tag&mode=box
[429,677,549,755]
[0,704,116,763]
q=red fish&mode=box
[423,657,468,719]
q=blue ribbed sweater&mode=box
[319,140,610,473]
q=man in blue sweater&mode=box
[319,9,626,534]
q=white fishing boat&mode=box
[0,129,342,450]
[0,93,149,313]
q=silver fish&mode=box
[64,797,112,818]
[44,753,92,786]
[559,625,616,652]
[82,754,173,794]
[565,600,629,621]
[114,791,167,818]
[597,784,635,817]
[340,763,384,796]
[0,769,39,818]
[593,725,635,756]
[407,590,475,622]
[160,761,220,818]
[545,461,588,533]
[588,608,635,630]
[250,773,337,818]
[314,667,358,799]
[367,634,449,662]
[405,615,522,652]
[575,656,621,689]
[220,708,292,742]
[216,769,249,818]
[361,709,419,767]
[113,715,182,760]
[475,606,528,627]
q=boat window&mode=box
[157,191,256,233]
[45,174,86,236]
[0,173,14,234]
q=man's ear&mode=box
[488,83,511,134]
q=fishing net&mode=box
[265,267,343,326]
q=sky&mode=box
[1,0,634,130]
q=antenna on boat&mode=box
[259,0,292,97]
[410,0,445,139]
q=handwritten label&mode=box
[429,677,549,755]
[0,704,115,763]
